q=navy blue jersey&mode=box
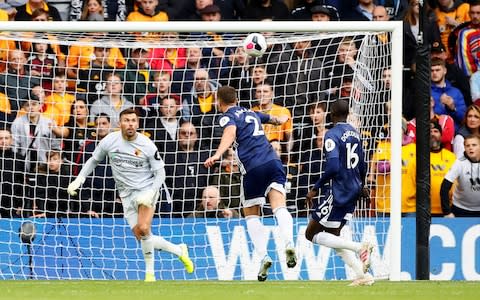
[219,106,279,173]
[314,122,366,207]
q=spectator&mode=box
[14,0,62,21]
[441,134,480,217]
[30,150,74,218]
[78,0,105,21]
[122,48,155,105]
[431,58,467,128]
[76,46,114,104]
[66,33,125,80]
[406,97,455,151]
[43,73,76,126]
[403,0,441,77]
[70,0,127,21]
[450,1,480,76]
[140,70,180,115]
[26,39,58,91]
[246,0,290,21]
[189,185,239,218]
[21,9,67,68]
[284,38,325,123]
[126,0,168,21]
[185,0,214,20]
[148,32,187,73]
[399,122,417,217]
[291,0,325,20]
[0,49,40,117]
[221,46,251,105]
[10,94,62,172]
[75,113,121,218]
[310,4,338,21]
[181,68,223,148]
[429,119,457,216]
[434,0,470,60]
[323,37,372,103]
[377,0,409,19]
[453,104,480,157]
[0,128,25,218]
[63,99,93,163]
[367,123,393,216]
[163,121,210,217]
[89,73,134,129]
[251,82,293,149]
[150,97,182,155]
[209,147,242,210]
[171,46,220,95]
[343,0,375,21]
[431,40,472,106]
[373,5,390,21]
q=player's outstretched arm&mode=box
[268,115,289,126]
[67,156,100,196]
[204,125,236,168]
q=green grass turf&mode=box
[0,281,479,300]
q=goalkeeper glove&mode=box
[67,175,86,196]
[136,189,157,208]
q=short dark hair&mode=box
[330,99,349,119]
[119,108,138,118]
[94,113,110,123]
[308,101,327,113]
[217,86,237,105]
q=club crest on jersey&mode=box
[325,139,335,152]
[219,116,230,127]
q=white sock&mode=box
[273,206,293,247]
[245,215,267,257]
[335,248,364,277]
[151,234,182,257]
[141,234,154,274]
[312,231,361,252]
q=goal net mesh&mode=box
[0,28,393,280]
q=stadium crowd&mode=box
[0,0,479,219]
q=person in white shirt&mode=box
[441,134,480,217]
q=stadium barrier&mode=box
[0,218,478,280]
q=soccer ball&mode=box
[242,33,267,57]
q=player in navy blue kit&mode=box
[204,86,297,281]
[305,99,374,286]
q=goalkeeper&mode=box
[67,108,194,282]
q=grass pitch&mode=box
[0,280,478,300]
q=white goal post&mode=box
[0,21,402,281]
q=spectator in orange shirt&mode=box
[251,81,293,153]
[14,0,62,21]
[66,33,125,80]
[127,0,168,21]
[434,0,470,60]
[43,73,76,126]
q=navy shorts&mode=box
[311,190,355,228]
[242,159,286,208]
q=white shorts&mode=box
[122,189,159,228]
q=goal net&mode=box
[0,21,402,281]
